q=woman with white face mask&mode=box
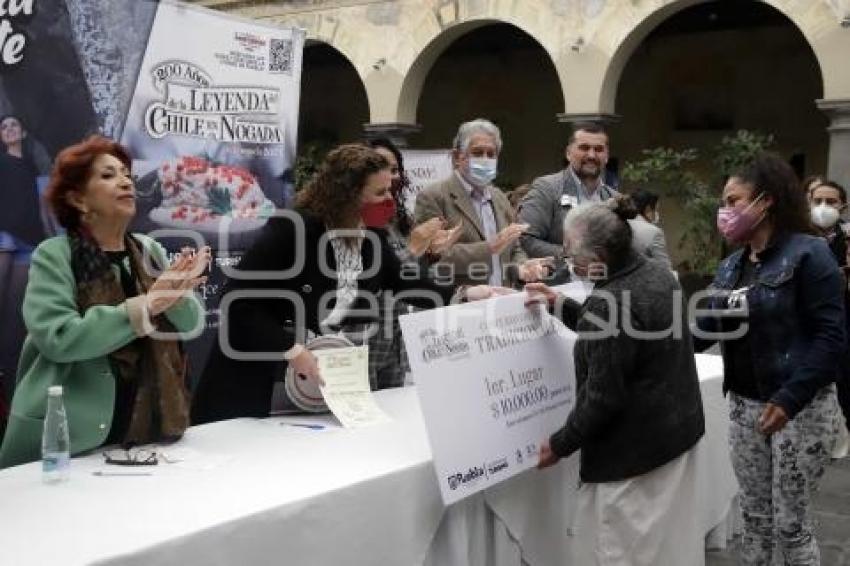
[809,180,849,250]
[807,180,850,440]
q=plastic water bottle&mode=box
[42,385,70,483]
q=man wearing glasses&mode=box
[518,122,619,261]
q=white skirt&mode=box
[569,446,704,566]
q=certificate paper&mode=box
[316,346,391,428]
[401,293,577,504]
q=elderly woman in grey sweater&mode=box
[525,195,705,565]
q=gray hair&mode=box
[452,118,503,153]
[563,202,633,265]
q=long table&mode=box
[0,354,736,566]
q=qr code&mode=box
[269,38,293,74]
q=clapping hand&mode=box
[147,246,210,316]
[518,257,555,283]
[408,218,445,257]
[428,222,463,256]
[488,223,529,255]
[408,218,464,258]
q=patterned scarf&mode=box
[69,229,190,446]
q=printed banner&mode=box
[122,0,303,241]
[400,293,577,504]
[0,0,303,404]
[399,149,452,215]
[120,1,304,376]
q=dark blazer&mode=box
[191,210,453,424]
[550,253,705,483]
[518,169,618,259]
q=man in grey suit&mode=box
[519,122,618,259]
[414,119,549,289]
[628,189,672,269]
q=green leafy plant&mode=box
[622,130,774,275]
[714,130,774,179]
[294,142,332,192]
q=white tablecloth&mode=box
[0,354,735,566]
[424,353,739,566]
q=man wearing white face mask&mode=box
[414,118,550,288]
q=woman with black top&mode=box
[192,144,485,424]
[807,180,850,434]
[698,154,844,565]
[365,138,460,388]
[0,115,52,247]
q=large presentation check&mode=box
[400,292,577,504]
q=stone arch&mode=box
[411,21,566,185]
[397,18,564,125]
[298,39,370,147]
[598,0,834,114]
[607,0,832,267]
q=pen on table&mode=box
[281,422,326,430]
[92,471,154,477]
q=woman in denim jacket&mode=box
[697,154,844,565]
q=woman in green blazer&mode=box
[0,136,208,468]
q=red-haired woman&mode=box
[0,135,208,468]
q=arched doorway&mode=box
[413,23,564,192]
[298,41,370,152]
[610,0,826,266]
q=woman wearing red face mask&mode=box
[368,138,414,258]
[365,138,463,389]
[192,144,471,423]
[696,154,845,565]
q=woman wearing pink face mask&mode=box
[697,154,845,565]
[192,144,467,423]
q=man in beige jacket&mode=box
[414,118,548,289]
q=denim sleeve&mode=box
[771,241,846,418]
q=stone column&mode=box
[817,99,850,190]
[362,122,422,148]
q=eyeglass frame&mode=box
[102,448,159,466]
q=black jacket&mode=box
[191,211,453,424]
[550,254,705,483]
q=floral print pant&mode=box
[729,386,841,565]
